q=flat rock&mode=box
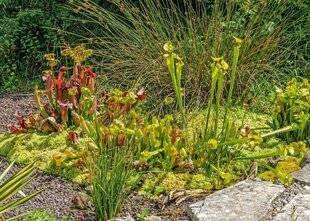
[145,215,162,221]
[110,215,135,221]
[188,180,285,221]
[292,164,310,184]
[273,186,310,221]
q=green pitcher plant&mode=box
[269,78,310,143]
[164,42,186,128]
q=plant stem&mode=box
[222,42,240,135]
[204,65,218,139]
[262,125,295,139]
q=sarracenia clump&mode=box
[8,45,98,134]
[269,78,310,143]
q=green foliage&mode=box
[269,78,310,143]
[179,38,243,175]
[0,162,42,219]
[76,87,191,172]
[0,0,125,93]
[70,0,309,110]
[80,119,132,220]
[136,209,151,221]
[0,1,67,92]
[75,89,149,220]
[257,142,308,186]
[91,146,130,221]
[22,210,73,221]
[164,42,184,115]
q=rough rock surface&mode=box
[273,185,310,221]
[188,180,285,221]
[145,215,162,221]
[292,163,310,185]
[110,215,135,221]
[266,182,305,220]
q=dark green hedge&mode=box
[0,0,116,92]
[1,1,66,91]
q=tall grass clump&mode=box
[70,0,309,109]
[79,115,132,221]
[91,144,130,220]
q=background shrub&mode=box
[0,1,64,91]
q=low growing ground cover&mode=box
[0,131,91,183]
[0,107,269,184]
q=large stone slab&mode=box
[273,186,310,221]
[292,164,310,184]
[188,180,285,221]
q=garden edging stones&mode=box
[292,163,310,185]
[187,179,285,221]
[110,215,135,221]
[272,163,310,221]
[188,163,310,221]
[273,185,310,221]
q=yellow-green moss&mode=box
[187,174,213,190]
[258,171,277,182]
[161,172,189,190]
[139,172,214,199]
[0,132,91,181]
[184,108,269,143]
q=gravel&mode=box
[0,94,36,133]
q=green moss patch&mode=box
[0,131,91,182]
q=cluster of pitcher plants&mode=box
[4,37,309,220]
[8,45,97,134]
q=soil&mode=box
[121,192,206,221]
